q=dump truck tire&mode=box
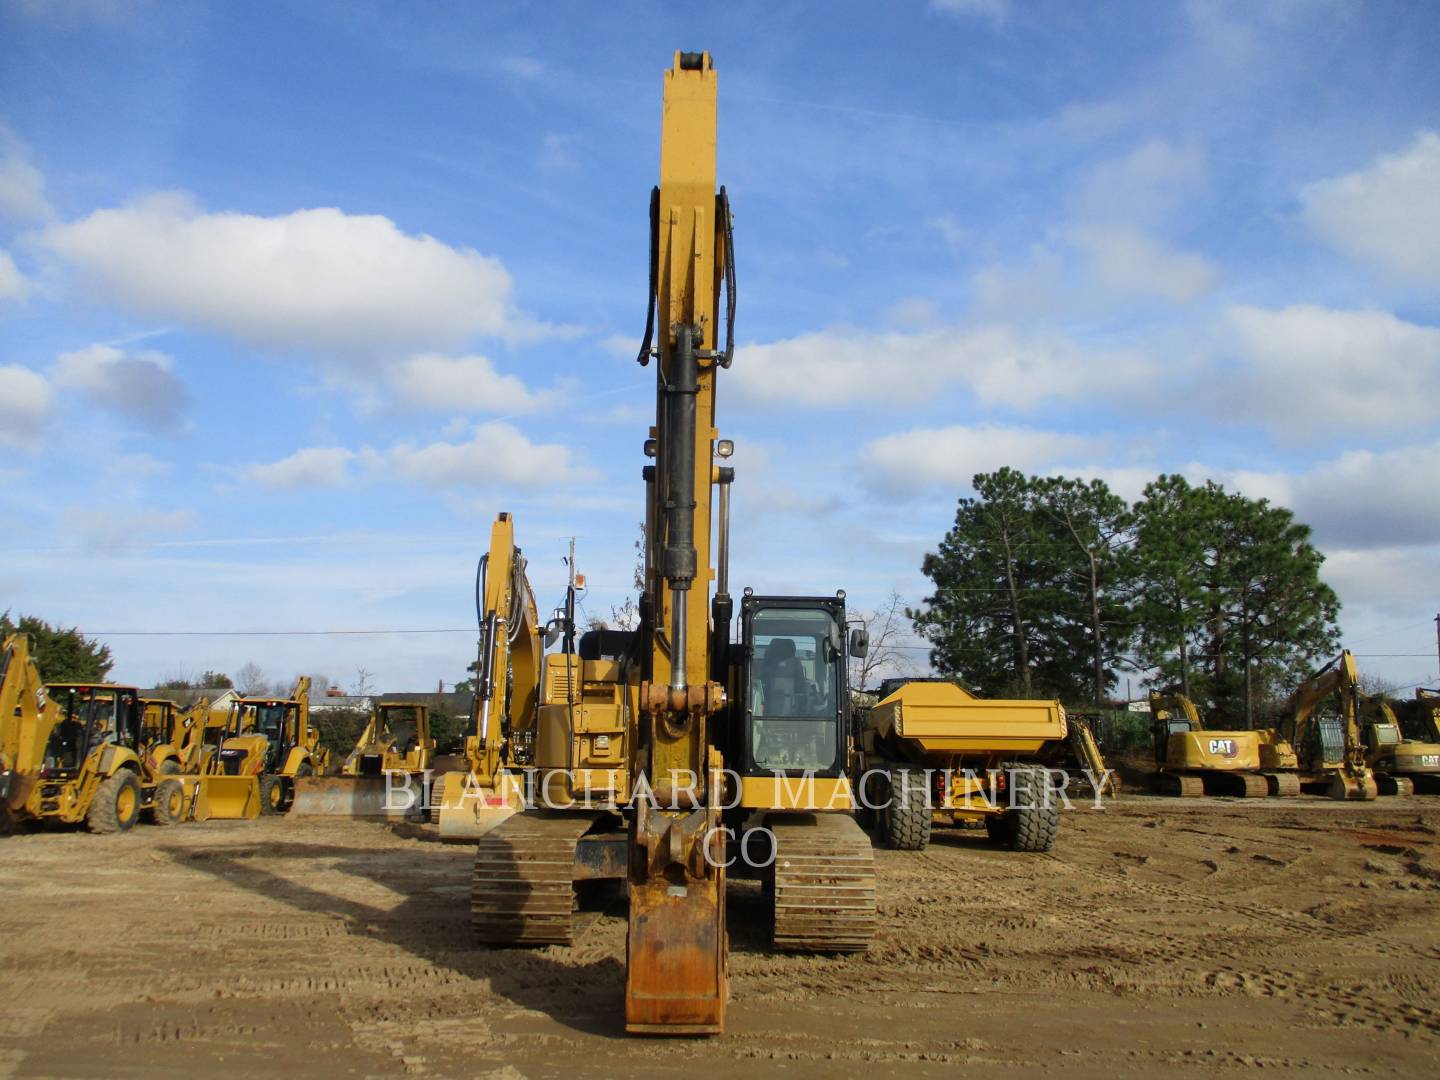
[882,770,931,851]
[152,778,185,826]
[1003,764,1059,852]
[259,774,285,815]
[88,770,142,834]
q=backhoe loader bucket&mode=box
[183,775,260,821]
[289,775,427,819]
[434,769,526,839]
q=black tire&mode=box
[152,778,185,826]
[158,759,182,776]
[882,770,932,851]
[984,813,1013,845]
[87,770,142,834]
[259,774,285,815]
[296,761,313,778]
[1001,763,1059,852]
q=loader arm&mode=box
[1,634,59,811]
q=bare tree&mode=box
[235,661,267,695]
[848,590,919,692]
[353,666,375,698]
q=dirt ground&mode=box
[2,796,1438,1079]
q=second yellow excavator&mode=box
[1281,650,1377,800]
[1149,690,1299,797]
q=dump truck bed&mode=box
[867,681,1066,754]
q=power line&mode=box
[83,628,476,637]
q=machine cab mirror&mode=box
[848,628,870,658]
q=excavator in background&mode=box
[1149,690,1300,797]
[290,701,437,818]
[852,678,1072,852]
[1280,650,1378,800]
[468,52,877,1036]
[214,676,328,814]
[429,512,545,838]
[1356,690,1440,795]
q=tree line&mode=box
[910,469,1340,725]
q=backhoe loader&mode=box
[468,52,877,1036]
[140,696,216,776]
[215,676,328,814]
[1280,651,1378,800]
[290,700,436,818]
[2,633,58,831]
[20,680,186,831]
[1149,690,1300,797]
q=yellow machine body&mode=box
[215,677,327,814]
[1148,690,1301,798]
[1282,651,1378,800]
[292,701,437,819]
[1,633,59,820]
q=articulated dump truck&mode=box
[852,678,1095,853]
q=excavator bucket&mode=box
[183,775,260,821]
[1328,771,1379,801]
[288,775,427,819]
[434,769,526,840]
[625,870,726,1035]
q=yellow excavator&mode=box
[1149,690,1300,797]
[429,512,545,838]
[469,52,877,1036]
[1356,689,1440,796]
[290,700,436,818]
[1280,650,1377,800]
[214,676,328,814]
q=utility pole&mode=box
[1434,613,1439,681]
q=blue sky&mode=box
[2,0,1438,695]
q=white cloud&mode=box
[929,0,1008,23]
[365,422,591,489]
[59,506,195,555]
[244,447,356,490]
[859,424,1107,495]
[39,193,521,354]
[1067,226,1218,303]
[0,249,30,302]
[389,353,552,413]
[0,134,51,222]
[601,333,639,360]
[1223,440,1440,550]
[0,364,53,448]
[1301,131,1440,284]
[732,325,1158,410]
[1223,305,1440,436]
[1322,546,1440,622]
[1072,139,1208,226]
[53,343,188,428]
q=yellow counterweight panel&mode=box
[739,775,854,812]
[1166,730,1262,771]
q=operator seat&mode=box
[761,637,806,717]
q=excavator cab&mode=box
[737,596,853,778]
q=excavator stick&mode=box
[624,800,726,1035]
[182,775,260,821]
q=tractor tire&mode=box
[152,778,185,826]
[87,770,142,834]
[882,770,931,850]
[158,760,181,776]
[259,774,285,815]
[999,763,1059,853]
[296,761,314,778]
